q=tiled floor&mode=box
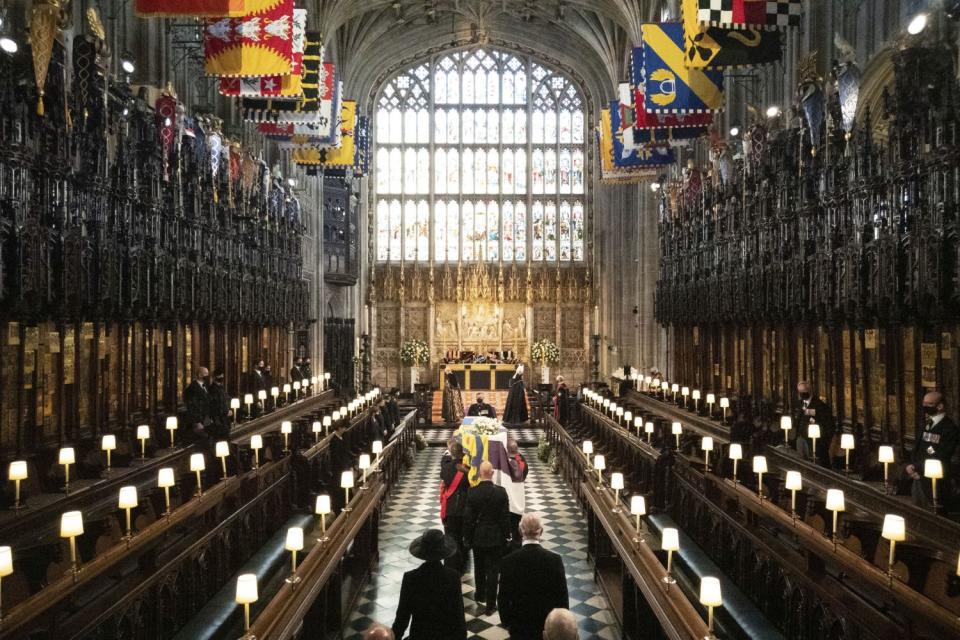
[344,444,620,639]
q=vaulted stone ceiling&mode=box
[308,0,655,109]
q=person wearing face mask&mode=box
[207,369,232,440]
[184,366,212,441]
[904,391,959,510]
[792,381,834,468]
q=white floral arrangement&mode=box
[399,339,430,366]
[459,417,502,436]
[531,339,560,365]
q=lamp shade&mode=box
[293,381,301,390]
[189,453,205,472]
[661,527,680,551]
[315,494,331,515]
[603,399,610,409]
[230,398,241,410]
[645,421,655,434]
[808,423,821,439]
[671,383,679,393]
[882,514,906,542]
[681,386,690,396]
[701,437,714,452]
[615,407,624,417]
[661,381,669,391]
[594,454,606,471]
[826,489,845,512]
[244,393,254,404]
[582,440,594,455]
[102,435,117,451]
[785,470,803,491]
[281,421,292,434]
[258,390,267,401]
[215,441,230,458]
[652,378,660,388]
[372,440,383,455]
[645,376,652,384]
[271,386,280,397]
[324,372,331,379]
[924,458,944,479]
[780,416,792,431]
[0,546,12,577]
[692,390,701,400]
[332,411,341,421]
[8,460,27,481]
[341,470,355,489]
[706,393,716,404]
[611,472,624,490]
[250,435,263,450]
[235,574,258,604]
[323,416,332,427]
[878,445,895,464]
[60,511,84,537]
[840,433,855,450]
[166,416,178,430]
[630,495,646,515]
[137,425,150,440]
[719,397,730,408]
[359,454,371,470]
[699,576,723,607]
[283,384,291,393]
[671,421,682,435]
[634,417,642,428]
[285,527,304,551]
[340,405,348,415]
[59,447,75,465]
[752,456,767,473]
[312,421,322,433]
[728,444,743,460]
[158,467,175,488]
[118,486,138,509]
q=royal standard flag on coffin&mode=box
[636,24,724,113]
[683,0,782,69]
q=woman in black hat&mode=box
[391,529,467,639]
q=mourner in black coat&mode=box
[502,365,528,424]
[392,529,467,640]
[466,394,497,419]
[184,367,211,440]
[440,440,470,572]
[463,462,511,614]
[791,381,835,467]
[498,514,569,640]
[905,391,960,509]
[206,371,232,440]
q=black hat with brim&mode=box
[409,528,458,561]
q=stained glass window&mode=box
[375,48,586,263]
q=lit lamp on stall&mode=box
[101,435,117,475]
[671,422,682,449]
[60,510,84,579]
[324,371,331,389]
[235,574,258,637]
[230,398,240,428]
[826,489,845,550]
[215,441,230,480]
[281,421,292,454]
[645,421,655,444]
[699,576,723,640]
[651,377,660,394]
[244,393,254,419]
[878,446,895,492]
[284,527,303,586]
[624,410,633,428]
[312,421,323,444]
[610,472,624,512]
[359,454,371,488]
[372,440,383,471]
[661,380,669,399]
[780,416,792,444]
[840,433,855,474]
[59,447,75,494]
[311,376,318,389]
[785,471,802,524]
[293,380,301,400]
[633,416,642,437]
[270,387,279,409]
[661,527,680,586]
[753,455,767,501]
[118,486,138,544]
[706,393,716,416]
[594,454,606,487]
[157,468,175,517]
[8,461,27,511]
[341,470,355,512]
[605,400,613,416]
[807,423,820,461]
[692,389,701,412]
[719,397,730,422]
[729,444,742,485]
[671,383,679,403]
[0,545,12,621]
[323,415,332,436]
[340,405,348,420]
[882,514,906,587]
[924,459,944,513]
[332,410,341,424]
[644,375,652,391]
[258,389,268,411]
[136,425,150,460]
[283,383,292,404]
[701,437,713,471]
[250,435,263,469]
[315,494,331,543]
[615,406,624,423]
[630,495,646,544]
[166,416,178,449]
[681,386,689,408]
[582,440,593,467]
[301,378,309,396]
[190,453,205,498]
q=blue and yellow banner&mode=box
[635,23,724,113]
[609,101,675,168]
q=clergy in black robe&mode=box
[503,365,528,424]
[466,394,497,419]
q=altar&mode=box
[439,363,518,391]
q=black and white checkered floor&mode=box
[343,445,619,639]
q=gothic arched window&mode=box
[375,48,586,263]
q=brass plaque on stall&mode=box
[24,327,39,351]
[48,331,60,353]
[921,342,938,388]
[864,329,877,349]
[7,322,19,345]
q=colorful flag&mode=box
[633,89,713,129]
[693,0,801,28]
[683,0,782,69]
[292,100,357,167]
[765,0,802,27]
[598,108,670,184]
[635,26,724,113]
[136,0,272,17]
[218,9,307,97]
[609,101,675,168]
[632,126,709,146]
[243,38,339,125]
[325,116,370,178]
[204,0,294,77]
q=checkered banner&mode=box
[684,0,783,70]
[695,0,801,28]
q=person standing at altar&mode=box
[503,365,529,424]
[467,393,497,419]
[464,461,511,615]
[440,439,469,572]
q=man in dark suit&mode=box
[463,461,511,615]
[206,370,232,440]
[498,513,569,640]
[391,529,467,640]
[467,394,497,419]
[792,381,835,468]
[184,366,211,441]
[905,391,960,510]
[290,357,304,384]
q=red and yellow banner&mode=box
[136,0,276,18]
[218,8,306,97]
[204,0,294,77]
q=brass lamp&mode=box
[0,545,12,621]
[293,380,301,399]
[165,416,178,448]
[672,422,682,449]
[190,453,205,498]
[8,460,27,511]
[59,447,75,493]
[359,454,371,488]
[312,421,322,444]
[630,495,646,544]
[258,389,268,408]
[136,425,150,460]
[118,486,138,543]
[285,527,303,586]
[924,459,944,513]
[582,440,593,467]
[633,416,642,437]
[101,435,117,474]
[881,514,906,586]
[230,398,240,427]
[780,416,792,444]
[826,489,845,550]
[729,444,742,485]
[706,393,716,416]
[681,386,690,408]
[699,576,723,639]
[671,383,679,402]
[372,440,383,471]
[60,510,84,579]
[645,421,655,444]
[785,471,802,524]
[661,527,679,586]
[807,423,821,461]
[283,383,291,404]
[157,468,175,516]
[215,441,230,480]
[341,471,355,512]
[701,437,714,471]
[840,434,855,473]
[315,494,331,543]
[692,389,701,411]
[610,472,624,513]
[235,574,258,635]
[753,456,767,501]
[878,446,894,491]
[593,454,606,487]
[323,415,332,436]
[281,421,292,453]
[623,410,632,427]
[244,393,254,418]
[250,435,263,469]
[719,397,729,422]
